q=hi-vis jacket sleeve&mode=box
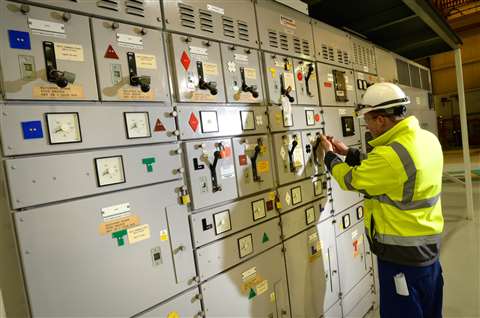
[325,150,402,196]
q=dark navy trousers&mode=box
[378,259,444,318]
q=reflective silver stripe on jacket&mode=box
[375,233,442,247]
[343,141,441,210]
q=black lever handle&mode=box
[209,143,224,193]
[280,74,294,103]
[305,63,314,97]
[127,52,151,92]
[240,67,259,98]
[43,41,75,88]
[288,137,298,173]
[312,134,322,166]
[197,61,218,95]
[249,138,263,182]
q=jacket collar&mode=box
[369,116,419,147]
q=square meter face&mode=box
[46,113,82,144]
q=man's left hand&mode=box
[320,135,334,152]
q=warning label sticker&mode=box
[280,15,297,29]
[99,215,140,235]
[135,53,157,70]
[118,87,155,100]
[32,85,84,99]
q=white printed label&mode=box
[207,4,225,15]
[190,46,208,56]
[283,73,295,91]
[28,18,65,34]
[346,84,354,91]
[135,53,157,69]
[117,33,143,46]
[101,203,131,220]
[351,230,359,240]
[127,224,151,244]
[221,165,235,178]
[234,54,249,62]
[242,267,257,281]
[338,109,347,115]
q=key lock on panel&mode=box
[305,132,324,170]
[333,69,348,103]
[242,137,265,183]
[197,142,229,193]
[227,45,259,100]
[283,134,301,173]
[297,61,315,98]
[43,41,75,88]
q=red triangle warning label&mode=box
[154,119,166,132]
[104,45,119,59]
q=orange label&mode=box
[99,215,140,235]
[257,160,269,173]
[118,87,155,100]
[240,274,264,294]
[191,92,216,101]
[33,84,84,99]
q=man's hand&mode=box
[328,137,349,156]
[320,135,333,152]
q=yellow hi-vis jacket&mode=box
[326,116,444,266]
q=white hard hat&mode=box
[356,82,410,118]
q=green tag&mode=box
[248,288,256,300]
[112,229,128,247]
[142,157,156,172]
[262,232,270,243]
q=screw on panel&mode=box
[165,19,170,24]
[10,166,15,170]
[19,218,24,222]
[31,180,36,184]
[157,17,162,22]
[62,12,71,22]
[25,250,30,255]
[20,4,30,14]
[111,22,119,30]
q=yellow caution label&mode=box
[118,87,155,100]
[33,84,84,99]
[99,215,140,235]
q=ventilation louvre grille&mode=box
[238,20,249,42]
[222,16,235,38]
[199,9,213,33]
[96,0,119,11]
[279,32,288,51]
[302,40,310,57]
[125,0,144,17]
[293,37,301,55]
[178,3,196,29]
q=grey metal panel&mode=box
[301,129,325,177]
[351,37,377,75]
[20,0,162,28]
[201,245,290,317]
[420,68,431,91]
[139,288,202,318]
[271,131,306,185]
[220,44,264,104]
[195,217,281,280]
[293,58,320,106]
[255,0,315,60]
[0,103,177,156]
[375,46,397,83]
[183,138,238,210]
[232,135,274,197]
[342,273,374,318]
[169,34,226,103]
[283,220,340,317]
[331,174,363,215]
[396,58,411,86]
[276,176,327,214]
[14,181,196,317]
[6,143,182,209]
[409,64,422,89]
[0,2,98,100]
[162,0,258,48]
[176,105,268,140]
[317,63,356,107]
[322,107,361,147]
[335,206,370,296]
[323,300,342,318]
[268,105,323,132]
[312,20,352,69]
[91,18,169,102]
[263,53,297,105]
[190,191,278,248]
[353,72,379,106]
[280,198,328,240]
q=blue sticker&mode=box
[8,30,31,50]
[21,121,43,139]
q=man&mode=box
[321,82,444,318]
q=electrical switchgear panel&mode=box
[21,0,163,28]
[263,53,296,105]
[162,0,258,49]
[275,177,327,214]
[322,107,360,147]
[354,72,379,104]
[272,132,306,185]
[184,138,238,210]
[268,106,323,132]
[170,34,226,103]
[317,63,356,107]
[256,0,314,60]
[232,135,274,197]
[293,58,319,106]
[91,19,169,102]
[139,288,203,318]
[0,2,98,100]
[312,20,352,69]
[221,44,263,103]
[351,36,377,75]
[301,129,325,177]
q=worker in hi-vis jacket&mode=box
[321,82,444,318]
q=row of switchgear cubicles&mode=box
[0,0,436,317]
